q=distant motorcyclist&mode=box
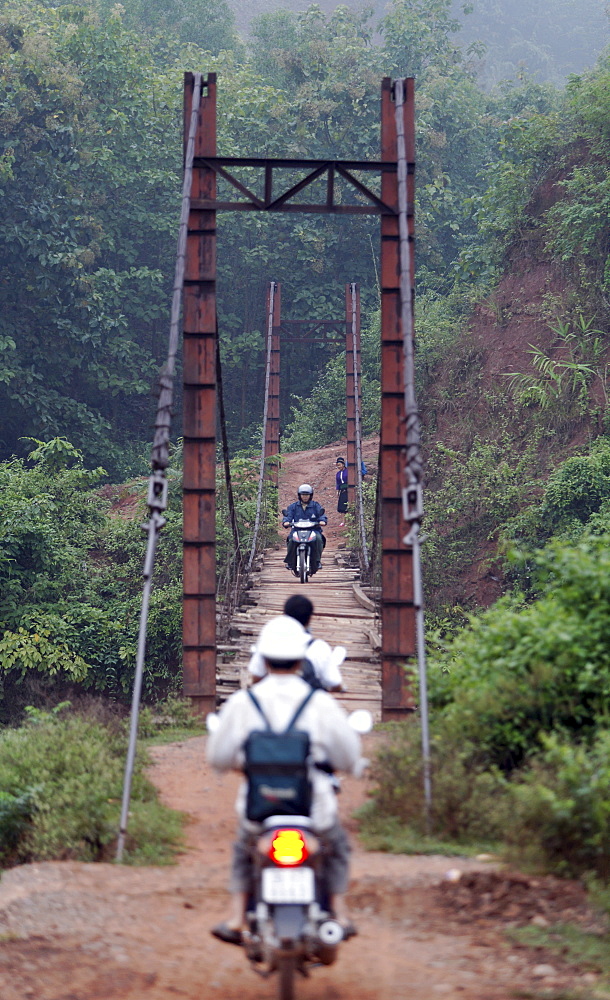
[282,483,327,574]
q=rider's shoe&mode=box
[211,922,243,946]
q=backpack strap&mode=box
[246,688,271,730]
[285,687,317,732]
[247,685,316,733]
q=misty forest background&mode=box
[5,0,610,876]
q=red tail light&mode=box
[269,828,308,867]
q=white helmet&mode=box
[257,615,308,661]
[297,483,313,499]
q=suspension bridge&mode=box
[139,71,419,722]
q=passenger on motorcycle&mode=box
[207,615,361,946]
[248,594,344,692]
[282,484,327,574]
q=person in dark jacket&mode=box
[335,457,348,523]
[282,483,326,573]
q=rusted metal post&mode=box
[182,73,217,716]
[264,281,281,487]
[345,283,360,490]
[379,77,416,719]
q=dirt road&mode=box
[0,730,600,1000]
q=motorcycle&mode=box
[243,813,345,999]
[285,519,323,584]
[206,709,372,1000]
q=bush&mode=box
[506,730,610,880]
[0,706,179,864]
[428,535,610,769]
[365,720,511,844]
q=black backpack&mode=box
[300,637,324,690]
[243,687,316,822]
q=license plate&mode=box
[262,866,315,904]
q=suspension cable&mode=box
[116,72,204,862]
[217,327,241,557]
[350,282,370,575]
[370,435,383,589]
[248,281,276,571]
[394,78,431,822]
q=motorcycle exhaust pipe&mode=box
[318,920,344,945]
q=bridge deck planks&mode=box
[217,536,382,718]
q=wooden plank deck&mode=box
[217,534,382,719]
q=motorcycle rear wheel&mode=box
[277,955,297,1000]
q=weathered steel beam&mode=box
[191,156,414,215]
[379,77,416,720]
[194,156,400,170]
[264,282,281,488]
[191,202,399,216]
[182,72,217,717]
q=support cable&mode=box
[370,436,383,590]
[216,327,245,629]
[394,78,431,822]
[247,281,276,571]
[350,282,369,576]
[217,329,241,558]
[116,72,204,862]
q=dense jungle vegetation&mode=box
[3,0,610,877]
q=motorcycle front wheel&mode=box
[277,955,297,1000]
[297,548,308,584]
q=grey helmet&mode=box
[297,482,313,500]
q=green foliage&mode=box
[0,437,286,712]
[96,0,238,55]
[429,535,610,769]
[456,96,563,282]
[0,787,36,860]
[0,628,88,684]
[0,706,178,863]
[502,438,610,556]
[364,719,510,843]
[281,312,381,452]
[507,730,610,880]
[0,4,180,475]
[422,433,538,610]
[454,0,609,89]
[504,314,609,429]
[544,57,610,299]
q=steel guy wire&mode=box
[117,72,204,862]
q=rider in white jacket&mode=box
[207,615,361,945]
